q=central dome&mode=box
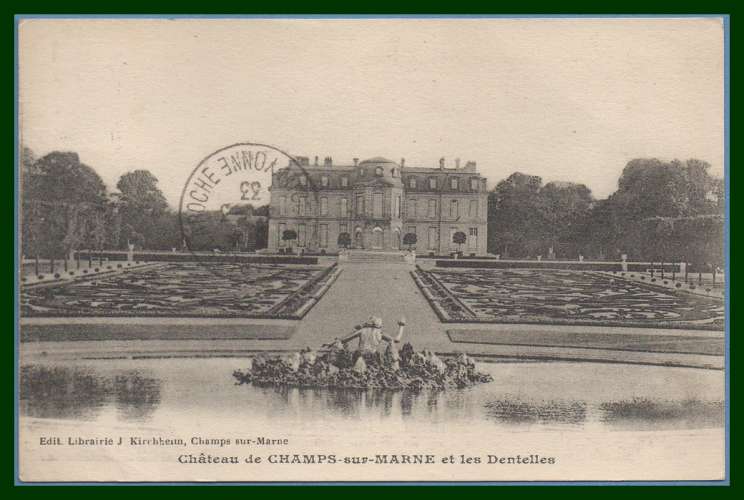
[359,157,398,165]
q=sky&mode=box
[18,17,725,207]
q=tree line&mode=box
[487,158,724,267]
[21,148,724,267]
[20,148,268,261]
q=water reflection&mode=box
[19,359,724,432]
[599,398,724,430]
[484,399,587,425]
[20,365,161,422]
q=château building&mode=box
[267,156,488,255]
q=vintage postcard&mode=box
[15,16,727,484]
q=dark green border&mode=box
[5,1,737,497]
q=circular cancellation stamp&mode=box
[178,142,317,275]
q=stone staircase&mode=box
[343,250,407,264]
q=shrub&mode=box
[53,273,60,279]
[37,275,44,279]
[676,283,682,288]
[83,269,88,274]
[94,268,99,272]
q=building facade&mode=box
[267,156,488,255]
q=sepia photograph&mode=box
[15,16,727,484]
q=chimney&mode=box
[324,156,332,167]
[455,158,460,169]
[439,157,445,170]
[314,156,318,166]
[400,158,405,167]
[353,158,359,166]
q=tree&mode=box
[116,170,168,215]
[402,232,417,250]
[540,181,594,258]
[608,158,724,259]
[22,151,108,261]
[116,170,170,249]
[282,229,298,252]
[337,232,351,249]
[452,231,467,253]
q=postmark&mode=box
[178,142,318,276]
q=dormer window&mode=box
[429,177,437,190]
[450,178,458,189]
[341,176,349,187]
[391,168,399,177]
[470,178,479,191]
[359,168,365,177]
[375,167,383,176]
[409,178,417,189]
[299,175,307,187]
[321,175,328,187]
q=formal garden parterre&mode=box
[21,262,340,319]
[413,267,723,330]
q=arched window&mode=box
[375,166,383,176]
[409,177,417,189]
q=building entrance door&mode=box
[372,227,383,249]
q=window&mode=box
[375,167,383,176]
[407,226,416,235]
[429,177,437,190]
[395,195,402,218]
[321,175,328,187]
[298,224,306,246]
[450,178,458,190]
[428,199,437,218]
[450,200,459,218]
[469,199,478,218]
[391,168,399,177]
[298,197,307,216]
[340,223,348,235]
[279,196,287,216]
[470,178,479,191]
[450,227,458,249]
[428,227,438,250]
[409,177,417,189]
[299,175,307,186]
[278,223,286,247]
[320,197,328,216]
[356,194,365,216]
[468,227,478,250]
[341,176,349,187]
[407,199,417,218]
[319,224,329,248]
[340,197,348,217]
[359,168,365,177]
[373,193,383,218]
